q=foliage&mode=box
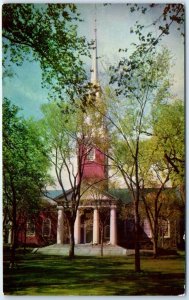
[107,47,172,192]
[127,3,184,49]
[103,43,175,270]
[109,47,184,256]
[141,188,183,250]
[3,98,51,266]
[40,100,88,192]
[2,3,90,100]
[152,99,184,187]
[106,42,184,257]
[3,98,51,218]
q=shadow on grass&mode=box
[3,252,185,296]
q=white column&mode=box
[93,208,99,244]
[74,209,81,244]
[57,206,64,244]
[110,205,117,245]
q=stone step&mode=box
[33,244,135,256]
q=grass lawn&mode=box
[3,250,185,296]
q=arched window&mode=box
[42,218,51,237]
[87,148,95,161]
[143,219,152,238]
[26,220,35,236]
[159,219,170,238]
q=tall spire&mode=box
[91,5,98,84]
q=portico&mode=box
[56,200,117,246]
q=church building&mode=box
[11,18,184,254]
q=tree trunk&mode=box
[153,201,159,258]
[134,151,141,273]
[10,237,16,269]
[69,221,75,259]
[134,200,141,272]
[10,210,17,268]
[153,235,158,258]
[9,186,17,269]
[100,227,104,257]
[24,221,27,253]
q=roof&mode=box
[108,189,132,204]
[40,197,57,206]
[109,187,181,205]
[43,190,63,200]
[43,187,181,206]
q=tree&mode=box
[98,46,172,272]
[138,138,173,257]
[105,60,184,260]
[127,3,184,51]
[40,100,108,258]
[140,188,183,254]
[152,100,185,192]
[3,99,51,268]
[150,100,185,252]
[2,3,90,100]
[106,48,184,260]
[140,100,185,256]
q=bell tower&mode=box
[80,12,108,185]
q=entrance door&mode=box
[85,224,93,243]
[104,225,110,242]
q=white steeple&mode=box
[91,8,98,85]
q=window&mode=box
[42,218,51,237]
[159,219,170,238]
[87,148,95,161]
[143,219,152,238]
[26,220,35,236]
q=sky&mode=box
[2,3,185,120]
[2,2,185,191]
